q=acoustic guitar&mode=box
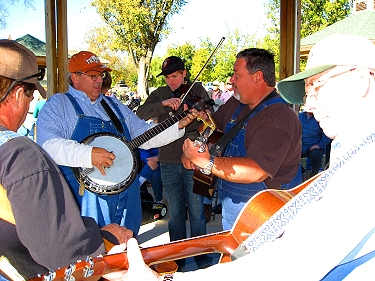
[28,175,319,281]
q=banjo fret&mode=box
[128,111,188,150]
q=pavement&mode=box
[137,195,223,272]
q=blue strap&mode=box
[0,131,21,146]
[321,227,375,280]
[65,92,85,116]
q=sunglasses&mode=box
[0,68,45,103]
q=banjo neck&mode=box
[128,98,212,150]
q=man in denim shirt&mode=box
[299,111,332,177]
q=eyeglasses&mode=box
[0,69,45,103]
[303,68,356,104]
[76,71,106,81]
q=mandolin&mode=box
[192,131,223,198]
[189,114,223,198]
[28,175,319,281]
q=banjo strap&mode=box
[100,98,124,134]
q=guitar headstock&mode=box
[194,113,217,152]
[29,254,128,281]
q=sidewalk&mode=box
[138,198,223,272]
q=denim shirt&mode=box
[299,111,332,155]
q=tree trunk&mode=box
[136,50,152,99]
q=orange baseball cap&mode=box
[68,51,111,73]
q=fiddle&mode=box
[170,80,215,114]
[171,81,190,99]
[169,37,225,114]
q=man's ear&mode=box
[10,86,23,108]
[71,73,79,84]
[254,71,263,85]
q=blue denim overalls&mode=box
[218,97,302,230]
[59,93,142,235]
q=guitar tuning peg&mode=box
[64,264,76,281]
[82,257,94,278]
[43,270,56,281]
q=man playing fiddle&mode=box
[136,56,214,271]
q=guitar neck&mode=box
[141,230,234,266]
[29,231,235,281]
[102,230,236,274]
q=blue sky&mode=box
[0,0,268,56]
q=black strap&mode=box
[100,98,124,134]
[209,92,278,157]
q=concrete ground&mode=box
[137,194,223,272]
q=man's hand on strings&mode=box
[92,147,116,175]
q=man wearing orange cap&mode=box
[36,51,199,236]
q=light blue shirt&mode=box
[36,86,184,167]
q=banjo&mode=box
[73,97,214,195]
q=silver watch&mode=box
[201,156,215,175]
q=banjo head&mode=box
[74,133,138,195]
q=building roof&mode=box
[300,11,375,58]
[15,34,46,56]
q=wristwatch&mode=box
[201,156,215,175]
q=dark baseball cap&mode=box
[157,56,185,77]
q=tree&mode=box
[301,0,351,38]
[212,30,256,82]
[149,32,257,90]
[263,0,351,78]
[91,0,187,98]
[85,26,138,90]
[0,0,35,30]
